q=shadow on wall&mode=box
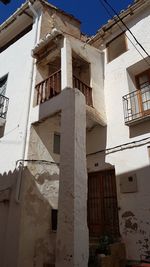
[18,166,59,267]
[129,120,150,138]
[0,165,59,267]
[86,125,114,172]
[0,168,22,267]
[30,114,60,165]
[117,165,150,262]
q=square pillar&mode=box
[61,38,73,89]
[55,89,89,267]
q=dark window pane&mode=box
[53,133,60,154]
[51,209,58,231]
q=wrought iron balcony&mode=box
[0,94,9,121]
[35,70,93,107]
[123,85,150,124]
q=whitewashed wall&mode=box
[0,26,36,174]
[88,7,150,261]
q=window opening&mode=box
[107,33,127,62]
[51,209,58,231]
[136,70,150,114]
[0,74,8,120]
[53,133,60,154]
[123,67,150,124]
[0,74,8,96]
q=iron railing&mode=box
[0,94,9,119]
[123,85,150,124]
[35,70,93,107]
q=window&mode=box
[107,33,127,62]
[123,69,150,124]
[135,70,150,114]
[0,74,9,137]
[0,74,8,96]
[53,133,60,154]
[0,74,9,121]
[51,209,58,231]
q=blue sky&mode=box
[0,0,134,35]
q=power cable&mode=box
[16,159,59,167]
[103,0,150,59]
[97,0,150,67]
[87,136,150,156]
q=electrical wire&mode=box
[16,159,59,167]
[97,0,150,67]
[87,136,150,156]
[103,0,150,59]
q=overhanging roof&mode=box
[89,0,150,44]
[0,0,11,4]
[0,0,80,33]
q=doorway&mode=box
[88,169,119,238]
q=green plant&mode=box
[96,235,114,255]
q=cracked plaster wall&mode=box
[40,6,81,40]
[0,169,22,267]
[87,125,150,262]
[18,115,60,267]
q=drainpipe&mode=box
[15,1,41,202]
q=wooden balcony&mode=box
[35,69,61,105]
[123,85,150,125]
[35,70,93,106]
[73,76,93,106]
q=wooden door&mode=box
[136,70,150,116]
[87,169,119,238]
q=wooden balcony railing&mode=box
[35,70,93,107]
[73,75,93,106]
[0,94,9,119]
[123,85,150,124]
[35,69,61,105]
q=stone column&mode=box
[61,38,73,89]
[55,88,89,267]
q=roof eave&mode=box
[89,0,149,44]
[0,1,30,33]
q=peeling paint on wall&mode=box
[121,210,150,261]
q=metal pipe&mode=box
[15,1,41,202]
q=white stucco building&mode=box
[0,0,150,266]
[89,0,150,263]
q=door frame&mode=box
[135,69,150,116]
[87,169,120,238]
